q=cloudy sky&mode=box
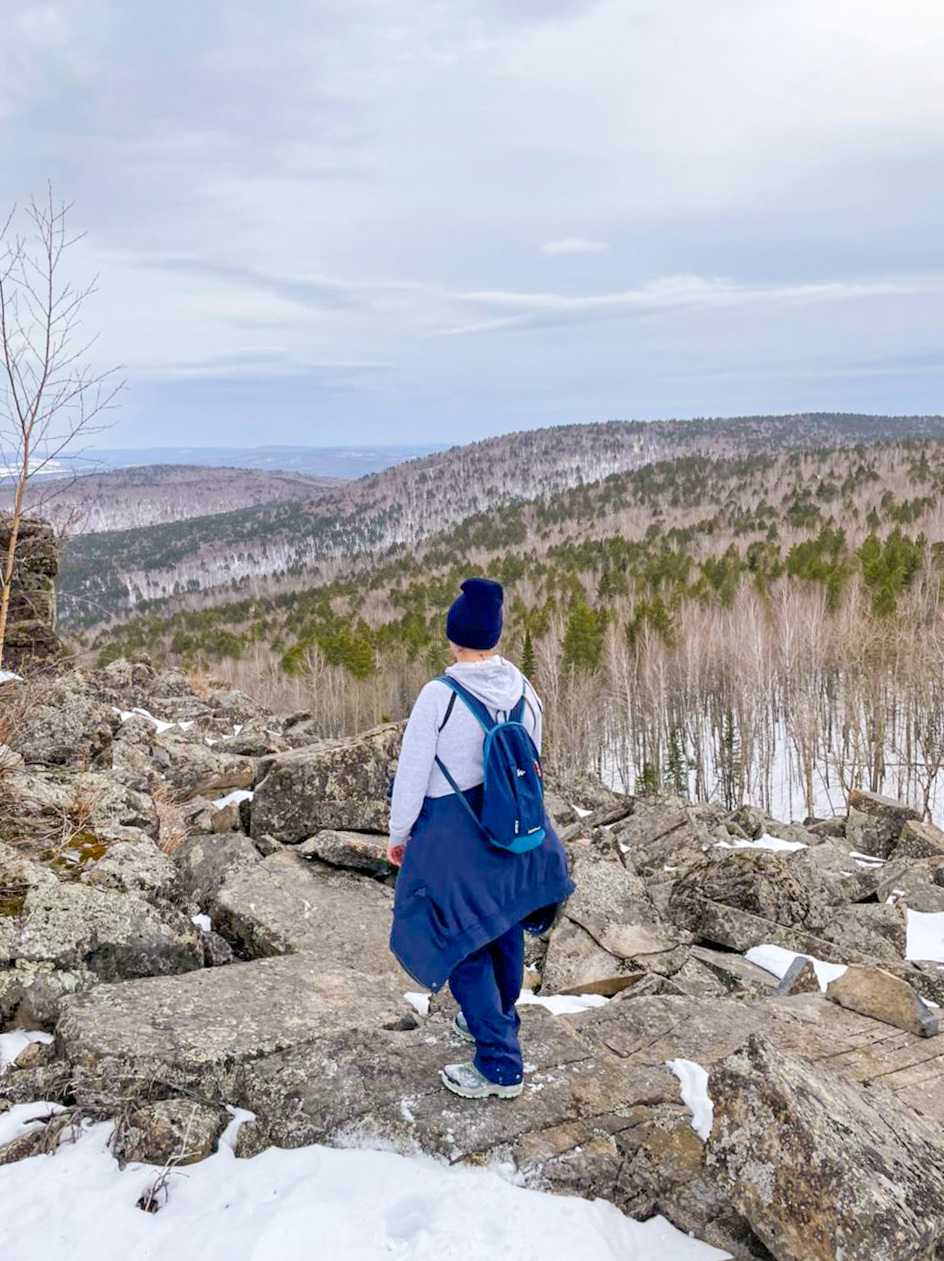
[2,0,942,447]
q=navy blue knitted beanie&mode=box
[446,578,504,649]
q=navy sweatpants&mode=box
[448,922,525,1086]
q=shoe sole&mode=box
[439,1069,523,1100]
[453,1017,476,1044]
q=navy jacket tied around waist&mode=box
[389,784,575,992]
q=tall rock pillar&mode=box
[0,513,61,671]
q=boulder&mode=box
[111,1098,229,1167]
[0,879,203,1024]
[210,849,402,980]
[806,816,847,839]
[687,946,779,996]
[846,790,920,858]
[94,657,157,709]
[296,829,393,877]
[3,768,157,845]
[150,733,255,799]
[774,956,823,996]
[9,674,117,767]
[826,965,939,1037]
[173,832,261,905]
[707,1034,944,1261]
[542,767,630,816]
[876,864,944,913]
[893,819,944,860]
[667,894,846,961]
[150,668,196,697]
[541,919,642,996]
[81,838,177,900]
[611,797,725,876]
[250,723,403,843]
[667,850,834,956]
[542,855,684,993]
[821,901,908,962]
[558,799,634,843]
[789,837,892,904]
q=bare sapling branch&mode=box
[0,185,123,669]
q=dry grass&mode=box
[152,782,191,856]
[183,666,230,702]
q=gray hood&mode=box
[445,655,526,713]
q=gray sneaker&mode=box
[453,1012,476,1044]
[440,1061,523,1100]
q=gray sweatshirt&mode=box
[388,656,543,845]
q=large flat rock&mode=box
[707,1034,944,1261]
[57,954,407,1100]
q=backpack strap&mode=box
[433,676,493,835]
[434,676,495,735]
[438,690,458,733]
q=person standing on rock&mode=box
[387,577,574,1101]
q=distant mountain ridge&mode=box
[57,413,944,627]
[57,443,448,480]
[11,465,339,536]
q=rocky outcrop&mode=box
[0,513,60,671]
[0,877,203,1026]
[8,656,944,1261]
[45,970,944,1261]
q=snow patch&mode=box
[714,833,807,853]
[212,789,253,810]
[745,944,847,992]
[0,1109,733,1261]
[906,910,944,962]
[404,992,430,1018]
[517,992,610,1015]
[0,670,23,684]
[191,914,212,933]
[666,1059,714,1142]
[0,1101,66,1149]
[571,805,593,818]
[113,706,191,736]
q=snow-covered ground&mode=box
[0,1106,731,1261]
[603,716,944,827]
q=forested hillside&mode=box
[57,413,944,625]
[79,422,944,824]
[10,464,339,535]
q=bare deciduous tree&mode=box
[0,186,121,668]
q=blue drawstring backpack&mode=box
[434,677,546,854]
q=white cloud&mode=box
[540,237,608,256]
[443,273,931,336]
